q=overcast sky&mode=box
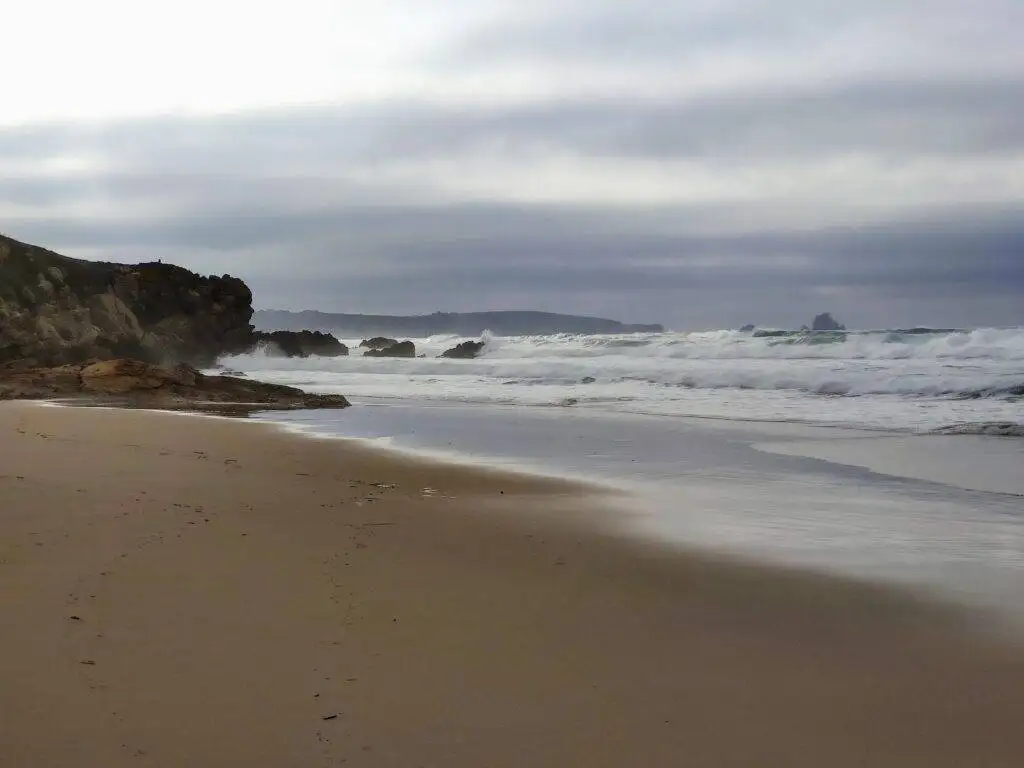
[2,0,1022,329]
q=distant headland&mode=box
[255,310,664,337]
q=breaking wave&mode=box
[931,422,1024,437]
[222,326,1024,433]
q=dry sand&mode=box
[2,401,1023,767]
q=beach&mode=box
[3,401,1024,767]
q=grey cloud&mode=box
[9,196,1021,328]
[1,0,1022,329]
[5,78,1023,169]
[440,0,1024,67]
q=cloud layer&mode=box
[2,0,1022,329]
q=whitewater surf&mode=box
[223,326,1023,434]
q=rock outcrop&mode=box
[255,330,348,358]
[0,233,255,367]
[811,313,846,332]
[0,358,350,411]
[362,340,416,358]
[739,324,756,332]
[359,337,399,350]
[440,340,485,359]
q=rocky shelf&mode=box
[0,358,350,414]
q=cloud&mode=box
[0,0,1021,329]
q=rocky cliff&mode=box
[0,233,255,366]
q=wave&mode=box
[953,384,1024,400]
[465,327,1024,362]
[226,350,1023,401]
[931,422,1024,437]
[664,376,1024,400]
[221,326,1023,433]
[751,327,962,339]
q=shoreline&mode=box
[253,397,1024,493]
[250,401,1024,618]
[3,401,1024,766]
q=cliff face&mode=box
[0,234,255,367]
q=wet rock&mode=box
[254,330,348,357]
[440,340,485,359]
[363,340,416,358]
[359,337,398,350]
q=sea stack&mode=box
[810,312,846,331]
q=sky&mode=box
[1,0,1022,330]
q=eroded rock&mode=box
[254,330,348,358]
[811,313,846,331]
[0,358,350,411]
[359,337,398,350]
[0,233,255,367]
[363,341,416,358]
[440,340,485,359]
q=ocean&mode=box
[222,326,1024,618]
[227,326,1022,433]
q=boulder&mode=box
[81,358,197,394]
[440,340,485,359]
[810,313,846,332]
[363,340,416,358]
[739,324,756,332]
[359,337,398,350]
[255,330,348,358]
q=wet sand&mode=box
[2,402,1023,767]
[754,432,1024,496]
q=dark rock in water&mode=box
[581,376,596,384]
[440,340,485,359]
[363,340,416,358]
[811,313,846,331]
[753,330,792,338]
[0,358,350,412]
[255,330,348,358]
[359,337,398,350]
[0,233,255,368]
[739,324,756,333]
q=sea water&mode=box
[221,327,1024,616]
[226,326,1023,434]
